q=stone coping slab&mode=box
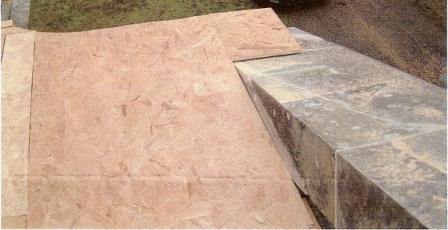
[10,0,29,28]
[235,27,447,228]
[337,130,446,228]
[0,0,29,27]
[0,12,317,228]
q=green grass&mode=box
[29,0,258,32]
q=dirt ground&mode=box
[27,0,446,86]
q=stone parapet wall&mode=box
[235,27,447,228]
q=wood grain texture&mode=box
[1,26,30,61]
[211,8,303,61]
[28,14,315,228]
[1,31,35,224]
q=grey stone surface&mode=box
[1,0,12,21]
[441,73,447,87]
[242,74,309,194]
[337,130,447,228]
[336,153,425,229]
[237,39,432,105]
[253,83,336,224]
[282,78,446,150]
[11,0,29,28]
[235,28,447,228]
[288,27,338,51]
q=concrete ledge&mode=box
[10,0,29,28]
[1,0,29,28]
[235,27,447,228]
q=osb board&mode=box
[210,8,303,61]
[1,32,35,224]
[1,215,27,229]
[29,16,317,228]
[2,20,13,28]
[1,27,30,61]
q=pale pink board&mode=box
[27,14,315,228]
[211,8,303,61]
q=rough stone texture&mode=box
[238,66,308,194]
[234,27,447,228]
[288,27,337,51]
[337,130,447,228]
[1,31,35,226]
[251,83,337,224]
[210,8,302,61]
[10,0,29,28]
[25,16,316,228]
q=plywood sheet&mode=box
[1,31,35,223]
[28,177,314,228]
[210,8,303,61]
[29,16,317,228]
[1,27,30,61]
[1,215,27,229]
[2,20,13,28]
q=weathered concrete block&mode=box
[337,130,447,228]
[235,28,447,228]
[253,83,336,223]
[288,27,337,51]
[11,0,29,28]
